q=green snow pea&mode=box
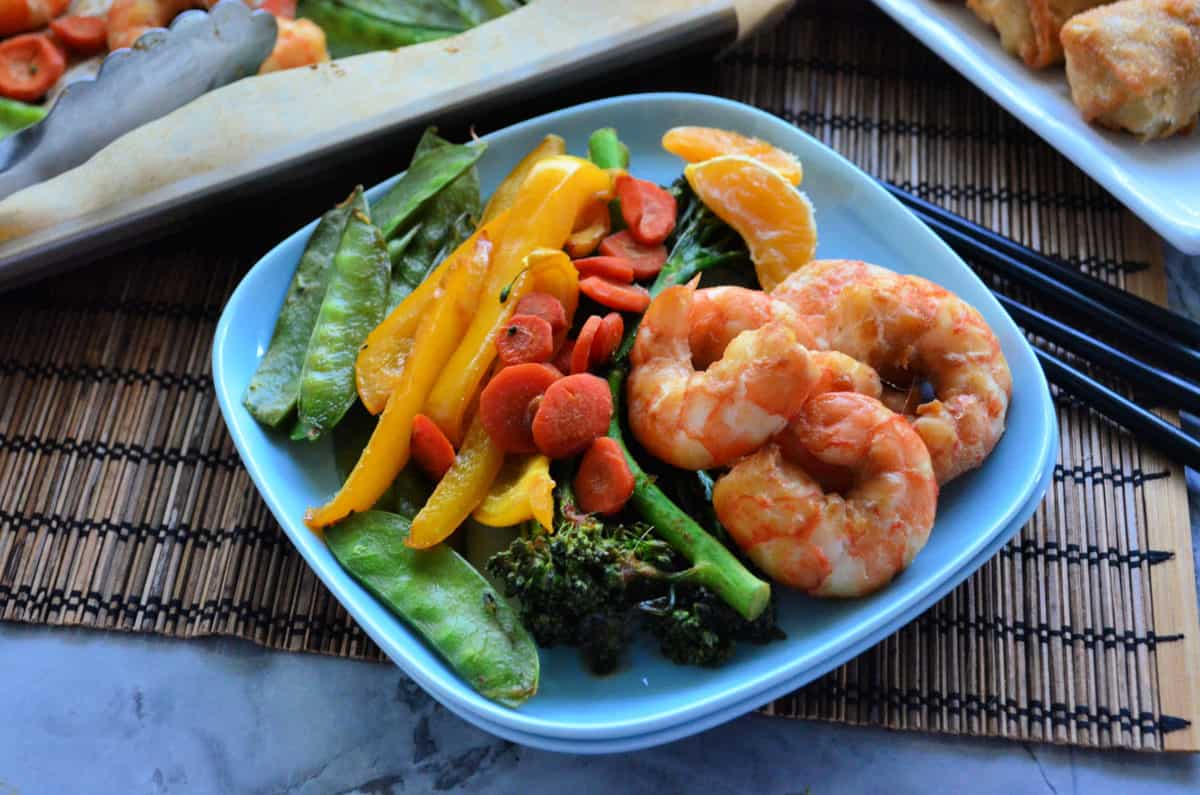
[243,193,357,428]
[294,189,389,440]
[0,97,46,140]
[326,511,539,707]
[297,0,455,58]
[587,127,629,170]
[388,133,481,310]
[369,137,485,241]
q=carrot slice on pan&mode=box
[50,16,107,54]
[496,314,555,366]
[573,256,634,283]
[590,312,624,368]
[0,34,65,102]
[571,315,603,375]
[515,292,567,337]
[615,174,676,246]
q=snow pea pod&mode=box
[295,189,389,440]
[370,137,485,241]
[243,193,356,428]
[390,176,480,309]
[326,511,539,707]
[297,0,455,58]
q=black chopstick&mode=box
[881,182,1200,348]
[1035,349,1200,471]
[994,292,1200,414]
[912,211,1200,379]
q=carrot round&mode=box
[590,312,624,368]
[411,414,456,480]
[515,292,567,337]
[496,313,555,366]
[571,315,602,375]
[579,276,651,313]
[551,338,575,374]
[573,256,634,283]
[49,16,107,54]
[0,34,65,102]
[531,373,612,459]
[574,437,635,515]
[615,174,677,246]
[479,363,560,454]
[598,230,667,281]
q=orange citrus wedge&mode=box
[684,155,817,292]
[663,126,803,186]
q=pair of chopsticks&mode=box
[879,182,1200,471]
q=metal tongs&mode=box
[0,0,276,201]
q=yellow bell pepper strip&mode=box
[480,134,566,224]
[355,212,510,414]
[564,198,611,258]
[472,454,555,531]
[425,156,608,442]
[305,231,495,531]
[407,414,506,549]
[425,246,579,445]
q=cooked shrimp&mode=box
[627,281,818,470]
[106,0,195,50]
[258,16,328,74]
[773,259,1012,484]
[688,286,882,400]
[714,392,938,597]
[0,0,68,36]
[688,285,816,367]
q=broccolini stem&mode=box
[606,368,770,621]
[587,128,630,170]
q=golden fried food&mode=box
[967,0,1109,67]
[1061,0,1200,139]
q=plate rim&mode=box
[869,0,1200,255]
[213,91,1058,743]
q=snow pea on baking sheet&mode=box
[295,188,390,440]
[326,510,539,707]
[242,190,358,428]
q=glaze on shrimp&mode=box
[627,281,818,470]
[773,259,1012,484]
[714,392,938,597]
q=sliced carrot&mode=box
[615,174,676,246]
[514,292,567,337]
[590,312,624,368]
[252,0,297,17]
[579,276,651,313]
[0,34,65,102]
[571,315,602,375]
[411,414,456,481]
[551,338,575,374]
[598,230,667,281]
[573,256,634,283]
[531,373,612,459]
[574,437,635,515]
[479,363,560,454]
[49,16,106,54]
[496,313,555,367]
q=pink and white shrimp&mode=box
[773,259,1012,484]
[626,281,820,470]
[714,392,938,597]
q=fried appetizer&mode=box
[967,0,1110,67]
[1061,0,1200,139]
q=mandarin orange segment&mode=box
[684,155,817,293]
[663,126,804,186]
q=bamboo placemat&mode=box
[1,0,1197,752]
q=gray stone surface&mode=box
[0,249,1198,793]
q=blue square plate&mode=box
[213,93,1058,752]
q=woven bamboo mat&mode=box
[1,0,1197,752]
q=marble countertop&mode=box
[2,259,1199,795]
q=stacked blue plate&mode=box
[214,94,1058,754]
